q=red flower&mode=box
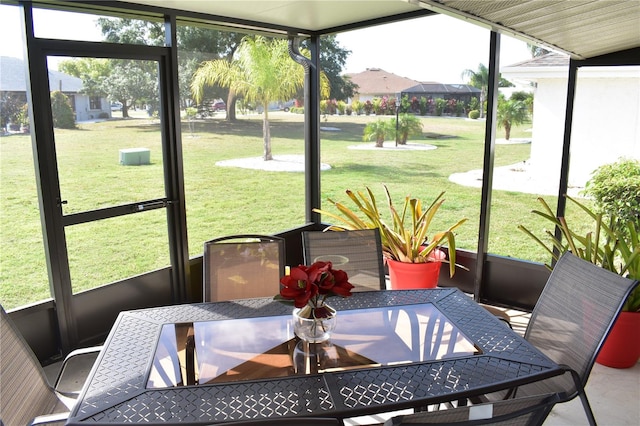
[279,266,318,308]
[278,261,353,308]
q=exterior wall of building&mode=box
[504,65,640,190]
[73,93,110,121]
[528,78,567,186]
[569,72,640,186]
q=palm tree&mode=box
[496,99,528,140]
[191,36,314,161]
[461,63,488,118]
[395,113,423,145]
[363,119,392,148]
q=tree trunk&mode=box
[375,136,384,148]
[505,123,511,140]
[263,107,273,160]
[226,90,237,122]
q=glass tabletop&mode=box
[147,302,481,388]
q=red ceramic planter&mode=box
[596,311,640,369]
[387,259,441,289]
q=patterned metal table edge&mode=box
[70,289,560,423]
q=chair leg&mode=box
[569,368,597,426]
[578,390,598,426]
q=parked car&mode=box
[280,100,295,112]
[256,100,295,113]
[110,102,123,111]
[212,100,226,111]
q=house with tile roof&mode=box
[346,68,480,115]
[501,53,640,188]
[346,68,419,103]
[1,56,111,125]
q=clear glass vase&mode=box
[292,303,337,343]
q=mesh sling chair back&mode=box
[501,252,638,426]
[0,305,100,426]
[203,234,285,302]
[302,229,386,292]
[384,393,562,426]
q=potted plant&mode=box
[313,185,468,289]
[519,195,640,368]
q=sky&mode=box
[336,14,533,83]
[1,4,532,83]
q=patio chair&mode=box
[384,393,561,425]
[203,234,285,302]
[487,252,639,426]
[0,305,101,426]
[302,229,386,292]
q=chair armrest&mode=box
[54,346,102,395]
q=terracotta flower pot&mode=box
[387,259,441,289]
[596,311,640,369]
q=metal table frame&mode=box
[67,289,562,424]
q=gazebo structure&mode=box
[1,0,639,368]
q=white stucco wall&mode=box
[528,78,568,186]
[570,71,640,186]
[502,64,640,190]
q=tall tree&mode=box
[461,63,488,118]
[310,35,356,101]
[97,18,244,119]
[59,57,155,118]
[462,63,513,118]
[58,57,111,99]
[108,60,159,117]
[192,36,328,161]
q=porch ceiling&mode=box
[114,0,640,60]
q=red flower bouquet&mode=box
[277,260,354,318]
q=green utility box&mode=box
[119,148,150,165]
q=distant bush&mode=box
[185,107,198,119]
[351,100,363,115]
[435,98,447,116]
[16,103,29,126]
[50,91,76,129]
[468,110,480,119]
[419,97,428,115]
[583,158,640,233]
[364,100,373,115]
[290,107,304,114]
[1,95,26,128]
[468,97,479,112]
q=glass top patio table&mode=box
[147,302,480,388]
[67,288,562,425]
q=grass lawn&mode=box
[0,112,593,309]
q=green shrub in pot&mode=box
[518,195,640,312]
[582,158,640,238]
